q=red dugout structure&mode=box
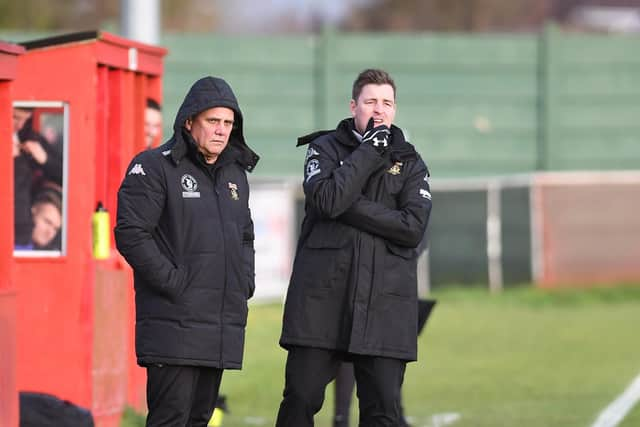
[8,31,166,426]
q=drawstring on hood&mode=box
[168,76,259,172]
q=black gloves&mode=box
[361,117,391,153]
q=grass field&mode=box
[121,285,640,427]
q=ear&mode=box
[184,118,192,131]
[349,99,356,117]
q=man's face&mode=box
[31,202,62,248]
[144,107,162,148]
[350,83,396,134]
[13,108,32,133]
[185,107,235,164]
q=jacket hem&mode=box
[280,337,416,362]
[137,356,242,370]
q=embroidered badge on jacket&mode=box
[305,159,321,183]
[228,182,239,200]
[181,174,200,198]
[387,162,403,175]
[128,163,146,176]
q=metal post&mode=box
[487,182,503,292]
[120,0,161,45]
[417,247,430,297]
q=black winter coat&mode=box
[115,77,259,369]
[280,118,432,361]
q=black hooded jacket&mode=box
[280,118,432,361]
[115,77,259,369]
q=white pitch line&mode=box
[417,412,461,427]
[591,373,640,427]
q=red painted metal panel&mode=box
[0,42,24,81]
[106,69,124,216]
[0,81,14,291]
[92,268,128,424]
[95,33,166,76]
[95,65,109,208]
[0,41,25,56]
[133,73,148,154]
[0,290,18,427]
[98,31,166,57]
[13,43,97,409]
[0,55,18,81]
[0,43,21,427]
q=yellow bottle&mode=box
[92,202,110,260]
[208,408,224,427]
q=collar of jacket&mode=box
[164,127,259,172]
[297,118,419,161]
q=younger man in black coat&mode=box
[277,69,432,426]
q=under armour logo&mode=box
[362,126,390,149]
[370,133,388,147]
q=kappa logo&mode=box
[181,174,200,198]
[128,163,146,176]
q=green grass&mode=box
[121,285,640,427]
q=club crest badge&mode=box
[181,174,200,198]
[387,162,403,175]
[305,159,321,183]
[228,182,239,200]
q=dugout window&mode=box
[13,101,68,257]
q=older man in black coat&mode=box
[115,76,259,427]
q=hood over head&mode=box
[169,76,259,171]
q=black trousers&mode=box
[334,362,356,427]
[145,365,223,427]
[276,346,406,427]
[334,363,411,427]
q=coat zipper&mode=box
[210,167,227,366]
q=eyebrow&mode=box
[363,97,395,103]
[207,116,234,124]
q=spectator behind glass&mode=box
[145,98,162,149]
[13,107,62,247]
[14,187,63,251]
[14,108,62,184]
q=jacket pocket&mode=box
[294,224,351,292]
[382,242,417,298]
